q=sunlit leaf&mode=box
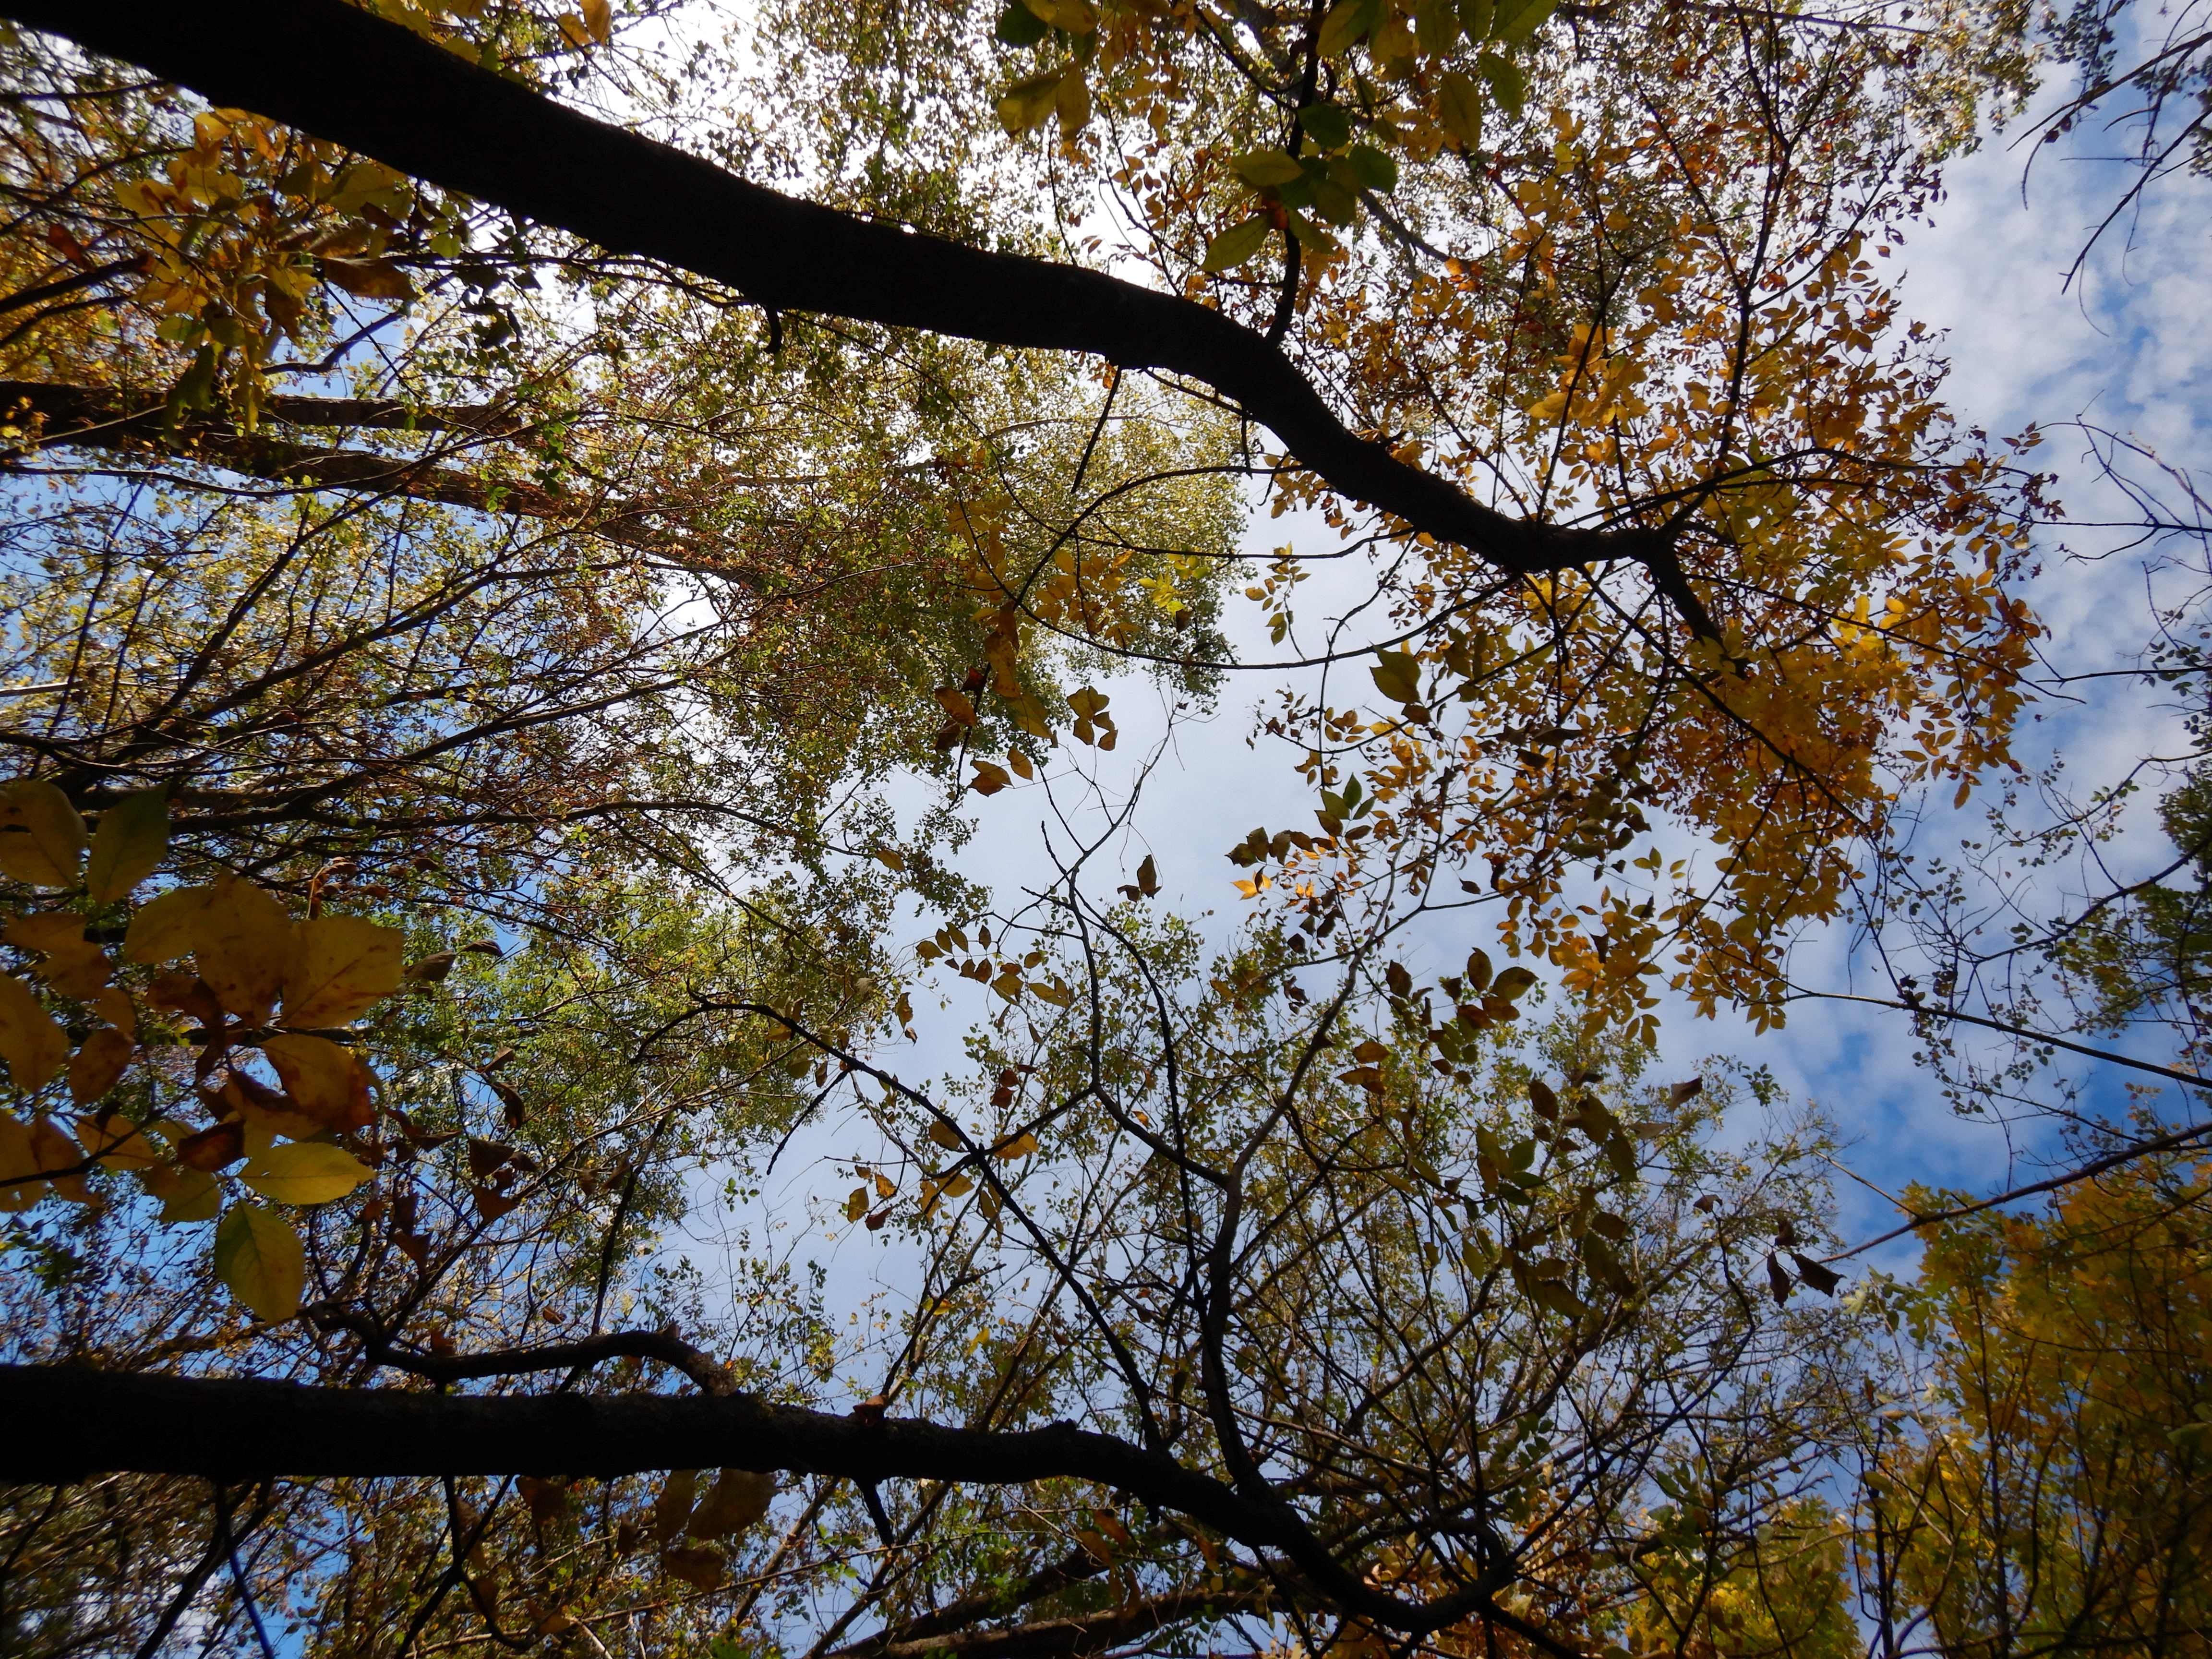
[0,779,86,888]
[0,974,68,1092]
[193,875,294,1022]
[213,1203,306,1321]
[240,1140,373,1205]
[283,914,404,1028]
[0,1111,48,1212]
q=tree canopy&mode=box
[0,0,2206,1654]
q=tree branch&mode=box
[0,1364,1562,1649]
[2,0,1708,633]
[0,379,522,433]
[1,379,686,555]
[861,1587,1263,1659]
[830,1546,1108,1657]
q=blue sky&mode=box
[658,38,2212,1393]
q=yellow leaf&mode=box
[91,986,136,1038]
[0,1111,48,1212]
[217,1071,327,1144]
[1023,0,1094,28]
[144,1161,221,1224]
[997,71,1065,137]
[874,1171,896,1199]
[85,789,169,905]
[67,1029,135,1107]
[1370,649,1422,705]
[73,1105,154,1167]
[240,1140,374,1205]
[214,1202,306,1320]
[29,1116,88,1200]
[258,1032,373,1130]
[991,1131,1039,1159]
[320,256,415,302]
[581,0,612,42]
[282,914,404,1027]
[1054,67,1092,140]
[0,780,87,888]
[4,912,111,998]
[926,1118,965,1151]
[970,761,1012,796]
[5,913,83,955]
[121,884,217,964]
[554,11,591,48]
[0,974,68,1091]
[844,1186,869,1222]
[194,875,294,1023]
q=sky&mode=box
[658,19,2212,1394]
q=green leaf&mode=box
[1370,649,1422,705]
[168,345,218,416]
[1460,0,1494,36]
[84,788,169,906]
[1022,0,1095,31]
[1436,70,1485,149]
[1298,102,1353,151]
[997,71,1066,136]
[1491,0,1557,44]
[1319,0,1384,57]
[1344,143,1398,192]
[1284,208,1339,254]
[1310,172,1358,226]
[214,1203,306,1322]
[996,0,1049,44]
[1491,964,1538,1000]
[1478,50,1526,117]
[1231,148,1307,187]
[1202,216,1272,272]
[1414,0,1461,52]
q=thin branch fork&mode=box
[2,0,1710,636]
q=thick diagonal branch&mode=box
[4,0,1709,632]
[0,1364,1558,1649]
